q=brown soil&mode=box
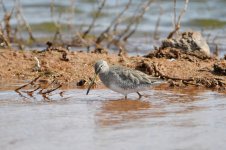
[0,47,226,92]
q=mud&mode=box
[0,46,226,92]
[143,47,226,90]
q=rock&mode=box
[161,31,210,56]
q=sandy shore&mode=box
[0,48,226,92]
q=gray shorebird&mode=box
[86,60,163,99]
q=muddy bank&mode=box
[0,46,226,92]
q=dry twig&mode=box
[82,0,106,38]
[96,0,132,44]
[167,0,189,39]
[153,5,163,40]
[50,0,63,43]
[41,84,62,95]
[15,75,41,92]
[123,0,154,41]
[14,0,35,42]
[0,26,11,48]
[0,0,13,48]
[15,75,63,100]
[107,0,154,47]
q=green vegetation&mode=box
[82,0,96,3]
[83,34,96,40]
[190,18,226,28]
[54,5,83,14]
[89,10,108,18]
[121,16,148,24]
[23,3,83,14]
[30,22,67,32]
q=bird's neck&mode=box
[98,70,110,87]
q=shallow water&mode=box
[0,88,226,150]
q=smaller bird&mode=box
[86,60,163,99]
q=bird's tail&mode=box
[150,77,166,85]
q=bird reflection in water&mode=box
[95,86,207,127]
[95,99,153,127]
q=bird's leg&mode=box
[125,95,127,100]
[137,92,142,99]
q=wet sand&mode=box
[1,48,226,91]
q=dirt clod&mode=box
[145,47,211,61]
[213,60,226,75]
[161,31,210,56]
[77,79,87,87]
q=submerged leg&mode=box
[137,92,142,99]
[125,95,127,100]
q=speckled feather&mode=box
[104,66,155,88]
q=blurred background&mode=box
[0,0,226,55]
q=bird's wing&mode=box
[111,66,161,85]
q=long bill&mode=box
[86,73,98,95]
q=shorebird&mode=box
[86,60,163,99]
